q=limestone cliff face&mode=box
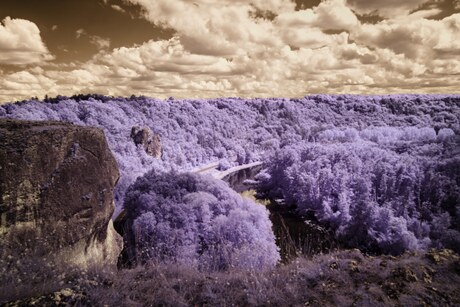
[0,119,122,267]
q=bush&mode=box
[218,159,232,171]
[122,170,280,270]
[437,128,455,142]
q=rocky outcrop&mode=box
[0,119,122,268]
[130,126,162,159]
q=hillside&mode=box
[1,94,459,305]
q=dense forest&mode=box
[1,94,459,261]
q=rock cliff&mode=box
[0,119,122,268]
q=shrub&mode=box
[437,128,455,142]
[122,170,280,270]
[218,159,232,171]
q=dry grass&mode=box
[2,249,460,306]
[87,249,460,306]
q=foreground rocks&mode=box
[0,119,122,269]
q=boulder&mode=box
[0,119,122,268]
[130,126,162,159]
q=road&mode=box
[191,160,262,180]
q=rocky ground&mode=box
[2,248,459,306]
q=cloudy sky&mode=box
[0,0,459,103]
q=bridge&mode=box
[113,160,264,221]
[193,160,262,179]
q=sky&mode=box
[0,0,459,103]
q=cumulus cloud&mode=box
[0,0,459,103]
[0,70,55,100]
[352,13,460,59]
[312,0,360,30]
[276,0,359,49]
[96,38,234,75]
[124,0,288,56]
[0,17,54,65]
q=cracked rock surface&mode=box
[0,119,122,268]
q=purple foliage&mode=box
[2,94,459,214]
[123,170,280,270]
[1,94,459,256]
[258,140,460,254]
[217,159,232,171]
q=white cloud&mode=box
[405,8,442,20]
[279,27,349,49]
[276,0,359,36]
[90,35,111,50]
[352,13,460,59]
[111,5,126,13]
[433,14,460,53]
[346,0,430,18]
[339,43,378,64]
[125,0,286,56]
[76,28,86,38]
[313,0,360,30]
[0,17,54,65]
[76,28,111,50]
[0,0,459,103]
[96,46,145,72]
[0,70,55,100]
[96,38,235,75]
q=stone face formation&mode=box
[0,119,122,267]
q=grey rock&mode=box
[0,119,122,268]
[131,126,162,159]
